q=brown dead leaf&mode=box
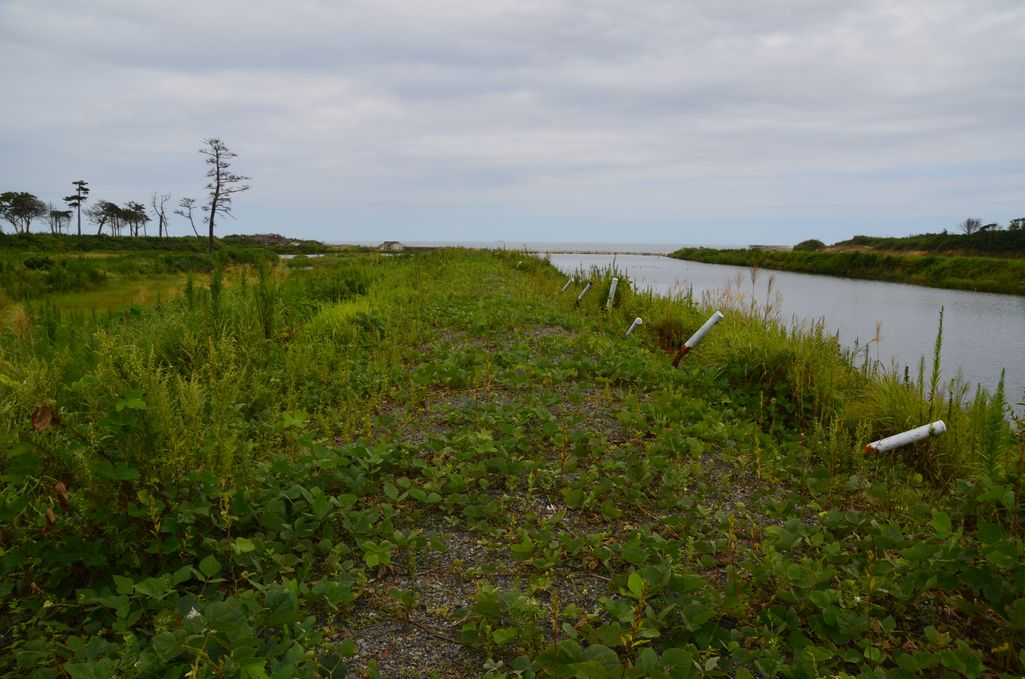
[45,507,56,526]
[54,481,69,508]
[31,404,58,432]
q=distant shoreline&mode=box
[331,240,746,255]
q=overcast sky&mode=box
[2,0,1023,246]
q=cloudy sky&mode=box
[2,0,1023,246]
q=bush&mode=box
[794,239,826,252]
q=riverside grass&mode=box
[669,247,1025,296]
[1,249,1024,677]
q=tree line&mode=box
[957,217,1025,234]
[0,138,249,253]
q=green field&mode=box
[1,248,1023,677]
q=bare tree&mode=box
[199,138,250,253]
[174,197,201,237]
[151,192,171,237]
[958,217,982,235]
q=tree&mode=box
[200,138,250,253]
[0,191,48,234]
[48,204,73,234]
[87,200,121,235]
[174,197,201,237]
[151,192,171,237]
[122,201,150,236]
[1009,218,1025,231]
[63,180,90,236]
[958,217,982,235]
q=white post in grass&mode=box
[561,277,574,292]
[865,421,946,453]
[576,281,592,304]
[606,277,619,309]
[672,310,724,366]
[626,317,643,336]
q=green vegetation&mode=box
[670,247,1025,296]
[0,232,330,256]
[792,239,825,252]
[2,249,1024,677]
[835,229,1025,257]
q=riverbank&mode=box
[669,246,1025,296]
[2,249,1023,676]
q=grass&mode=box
[43,272,190,311]
[1,248,1023,677]
[669,247,1025,296]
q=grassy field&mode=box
[1,249,1023,677]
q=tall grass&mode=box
[2,247,1019,501]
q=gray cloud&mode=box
[1,0,1023,243]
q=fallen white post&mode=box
[560,276,574,292]
[576,281,592,305]
[673,311,724,366]
[865,421,946,453]
[606,277,619,309]
[626,317,643,336]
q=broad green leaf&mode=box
[172,565,193,586]
[198,554,222,578]
[492,627,518,645]
[627,572,645,598]
[134,577,169,600]
[112,574,134,595]
[151,630,182,662]
[233,537,257,555]
[931,511,952,536]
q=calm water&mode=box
[549,253,1025,407]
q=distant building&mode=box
[379,241,406,252]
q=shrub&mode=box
[794,238,826,251]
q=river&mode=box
[548,253,1025,409]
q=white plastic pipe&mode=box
[626,317,643,336]
[560,276,574,292]
[685,311,724,349]
[673,311,724,366]
[865,421,946,453]
[606,277,619,309]
[576,281,592,302]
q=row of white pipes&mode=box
[556,272,947,455]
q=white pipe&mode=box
[865,421,946,453]
[606,277,619,309]
[576,281,592,302]
[626,317,643,336]
[684,311,724,349]
[560,277,574,292]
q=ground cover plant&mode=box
[1,249,1023,677]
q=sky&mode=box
[1,0,1023,246]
